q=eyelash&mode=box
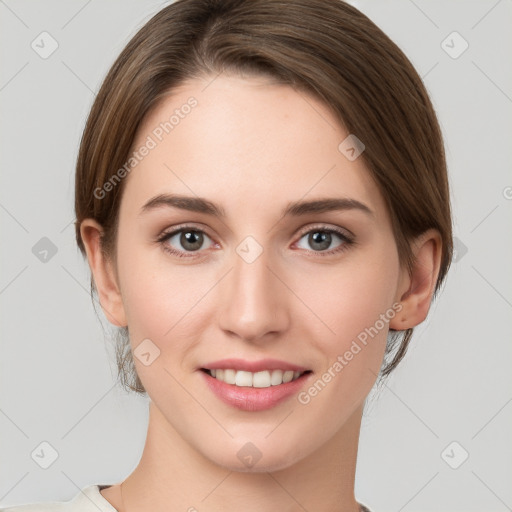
[156,224,355,259]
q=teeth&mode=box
[224,369,236,384]
[207,369,304,387]
[271,369,284,386]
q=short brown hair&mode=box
[75,0,453,394]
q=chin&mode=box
[202,438,307,474]
[214,455,300,474]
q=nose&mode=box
[217,244,290,343]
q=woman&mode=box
[2,0,452,510]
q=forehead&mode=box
[122,74,387,221]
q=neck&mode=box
[119,401,363,512]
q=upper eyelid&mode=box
[160,222,213,237]
[295,223,353,238]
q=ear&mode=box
[80,219,127,327]
[389,228,442,331]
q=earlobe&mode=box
[80,219,127,327]
[389,229,442,331]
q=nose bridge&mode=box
[218,238,289,341]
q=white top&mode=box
[1,485,373,512]
[0,484,118,512]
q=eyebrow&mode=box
[139,193,374,218]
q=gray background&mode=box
[1,1,511,511]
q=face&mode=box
[108,74,406,471]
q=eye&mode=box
[294,226,354,256]
[156,224,355,259]
[157,226,215,258]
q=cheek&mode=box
[295,278,392,419]
[298,250,398,379]
[118,262,202,391]
[117,231,199,324]
[301,252,398,335]
[116,241,217,377]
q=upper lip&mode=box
[200,358,310,373]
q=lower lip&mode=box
[200,370,312,412]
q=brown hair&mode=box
[75,0,453,394]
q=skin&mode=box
[81,73,442,512]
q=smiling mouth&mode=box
[200,368,313,388]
